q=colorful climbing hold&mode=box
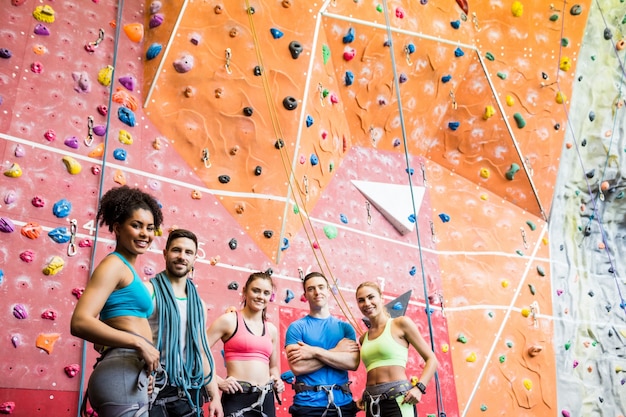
[52,199,72,218]
[289,41,303,59]
[479,168,490,179]
[483,105,495,119]
[559,56,571,71]
[36,333,60,354]
[113,148,127,161]
[146,43,163,60]
[33,5,55,23]
[98,65,114,87]
[118,107,136,127]
[123,23,144,43]
[62,156,82,175]
[323,225,338,239]
[466,352,477,362]
[4,163,22,178]
[322,45,330,65]
[438,213,450,223]
[511,1,523,16]
[457,333,468,343]
[505,163,520,180]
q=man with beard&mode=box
[147,229,223,417]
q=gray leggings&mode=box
[87,348,149,417]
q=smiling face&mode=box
[356,283,384,318]
[164,236,197,279]
[303,275,330,311]
[113,208,155,257]
[243,275,274,313]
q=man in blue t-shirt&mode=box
[285,272,360,417]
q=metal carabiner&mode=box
[67,219,78,257]
[85,115,94,146]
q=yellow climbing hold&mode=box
[501,279,509,288]
[410,376,419,386]
[505,95,515,106]
[98,65,114,87]
[480,194,488,200]
[43,256,65,276]
[479,168,490,179]
[521,307,531,317]
[556,91,567,104]
[4,163,22,178]
[523,378,533,390]
[441,343,449,353]
[559,57,572,71]
[88,143,105,158]
[119,129,134,145]
[123,23,144,43]
[33,5,55,23]
[511,1,523,17]
[466,352,477,362]
[62,156,82,175]
[483,105,495,120]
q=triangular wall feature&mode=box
[351,180,425,235]
[385,290,413,318]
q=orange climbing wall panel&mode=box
[2,0,616,416]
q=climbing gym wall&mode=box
[2,0,624,416]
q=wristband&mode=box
[416,382,426,395]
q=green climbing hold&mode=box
[550,14,559,21]
[485,52,494,61]
[513,112,526,128]
[565,340,571,350]
[526,220,537,231]
[329,161,334,172]
[487,311,493,318]
[537,265,545,276]
[499,355,506,363]
[376,4,383,12]
[516,249,524,256]
[506,163,520,180]
[561,38,569,47]
[480,405,488,412]
[293,204,299,214]
[497,72,507,80]
[457,333,468,343]
[322,45,330,65]
[323,225,338,239]
[506,340,513,348]
[529,284,536,295]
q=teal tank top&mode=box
[360,318,409,372]
[99,252,153,320]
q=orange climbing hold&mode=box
[112,87,139,111]
[123,23,144,43]
[114,169,127,185]
[36,333,60,354]
[88,143,104,158]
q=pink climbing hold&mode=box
[562,411,571,417]
[79,238,93,247]
[72,287,84,299]
[0,402,15,414]
[4,191,17,205]
[72,71,91,93]
[44,129,56,141]
[173,54,194,73]
[97,104,108,116]
[41,310,57,320]
[330,93,339,104]
[31,196,45,208]
[19,250,34,263]
[14,144,25,157]
[395,7,405,18]
[119,75,136,91]
[343,47,356,61]
[64,364,80,378]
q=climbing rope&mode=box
[378,0,446,415]
[242,0,362,331]
[151,273,215,411]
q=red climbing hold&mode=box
[455,0,469,14]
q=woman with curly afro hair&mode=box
[71,185,164,417]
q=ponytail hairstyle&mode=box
[241,272,275,322]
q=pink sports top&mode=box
[223,312,272,363]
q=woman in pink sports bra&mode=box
[206,272,285,417]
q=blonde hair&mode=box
[356,281,382,295]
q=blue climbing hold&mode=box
[118,107,136,127]
[306,115,314,127]
[345,71,354,86]
[48,227,71,243]
[52,199,72,218]
[454,47,465,57]
[270,28,284,39]
[280,238,290,251]
[113,148,127,161]
[0,269,4,285]
[448,121,460,131]
[285,289,294,303]
[439,213,450,223]
[406,167,414,175]
[340,214,348,224]
[343,27,355,44]
[450,20,461,29]
[146,43,162,60]
[409,266,417,276]
[310,154,319,166]
[441,74,452,83]
[406,43,416,54]
[408,214,416,223]
[392,302,403,310]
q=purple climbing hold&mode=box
[64,136,80,149]
[0,48,12,59]
[93,125,107,136]
[34,23,50,36]
[150,0,162,14]
[119,75,136,91]
[13,304,28,319]
[0,217,16,233]
[173,54,194,73]
[398,73,408,83]
[149,13,164,28]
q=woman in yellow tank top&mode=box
[355,282,438,417]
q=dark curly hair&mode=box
[96,185,164,232]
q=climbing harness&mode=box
[226,381,275,417]
[293,382,352,417]
[362,380,412,417]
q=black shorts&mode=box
[149,385,206,417]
